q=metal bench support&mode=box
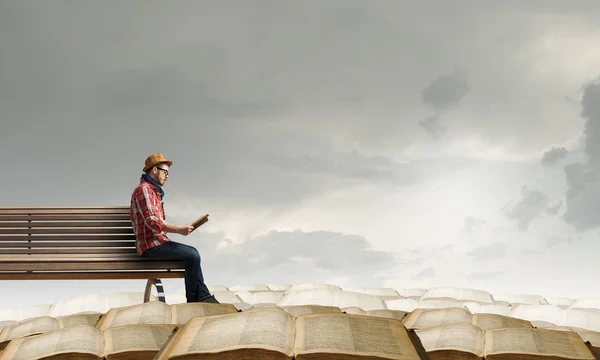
[144,278,166,303]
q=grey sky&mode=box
[2,0,600,309]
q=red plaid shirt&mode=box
[130,179,171,255]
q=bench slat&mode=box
[0,215,131,221]
[0,228,134,234]
[0,221,132,228]
[0,254,147,261]
[0,235,136,241]
[0,241,134,248]
[0,207,130,215]
[0,206,186,285]
[0,271,185,280]
[0,261,184,271]
[0,248,137,254]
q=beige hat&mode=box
[143,153,173,172]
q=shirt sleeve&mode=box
[134,186,167,232]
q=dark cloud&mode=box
[504,188,560,231]
[260,148,421,186]
[540,146,568,166]
[421,70,470,112]
[466,242,506,261]
[546,201,562,216]
[583,79,600,166]
[562,78,600,231]
[419,70,469,138]
[168,229,396,287]
[462,216,486,236]
[1,1,600,235]
[521,236,573,255]
[2,0,589,161]
[418,115,447,139]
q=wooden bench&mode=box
[0,206,186,303]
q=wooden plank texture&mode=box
[0,261,185,271]
[0,241,134,248]
[0,235,136,241]
[0,214,131,221]
[0,207,130,215]
[0,206,185,281]
[0,221,132,228]
[0,228,134,235]
[0,248,137,254]
[0,254,148,261]
[0,271,185,280]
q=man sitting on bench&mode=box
[130,153,219,303]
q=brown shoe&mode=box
[200,295,220,304]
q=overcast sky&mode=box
[1,0,600,310]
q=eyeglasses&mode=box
[155,167,169,176]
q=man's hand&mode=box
[178,224,194,236]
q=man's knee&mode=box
[184,246,200,263]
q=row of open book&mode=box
[0,300,599,359]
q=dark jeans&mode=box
[141,241,212,302]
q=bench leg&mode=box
[144,278,166,303]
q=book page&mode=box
[154,327,184,360]
[366,309,408,321]
[104,323,177,356]
[472,313,532,331]
[58,313,103,328]
[484,328,595,359]
[0,324,104,360]
[47,293,107,318]
[0,316,59,343]
[415,322,484,357]
[341,307,366,315]
[96,301,172,330]
[403,307,472,330]
[167,307,295,357]
[282,305,343,317]
[578,330,600,349]
[171,303,238,325]
[294,313,421,359]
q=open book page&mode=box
[341,307,366,315]
[471,313,533,331]
[403,307,472,330]
[103,323,177,357]
[294,313,422,360]
[253,303,282,309]
[366,309,409,321]
[154,327,185,360]
[0,324,104,360]
[578,330,600,351]
[484,328,596,359]
[170,303,238,326]
[58,313,103,328]
[0,316,58,344]
[281,305,343,317]
[165,307,295,358]
[96,301,172,331]
[415,322,484,357]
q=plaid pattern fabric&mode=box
[130,179,170,255]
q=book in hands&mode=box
[190,214,209,231]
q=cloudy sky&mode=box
[1,0,600,309]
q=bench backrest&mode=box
[0,206,138,256]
